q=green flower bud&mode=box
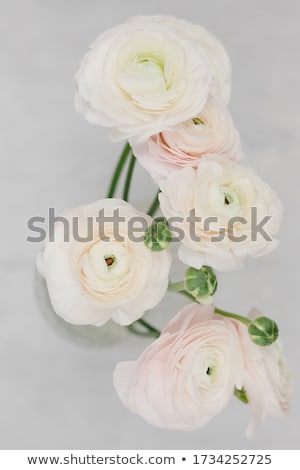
[248,316,279,346]
[234,387,249,404]
[184,266,217,304]
[144,218,172,252]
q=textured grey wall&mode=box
[1,0,299,449]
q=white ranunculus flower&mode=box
[36,199,171,326]
[114,303,243,430]
[235,309,292,438]
[75,16,231,144]
[132,97,242,181]
[159,156,283,271]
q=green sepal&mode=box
[234,387,249,404]
[248,316,279,346]
[184,266,217,302]
[144,218,172,252]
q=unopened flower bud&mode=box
[144,218,172,252]
[184,266,217,304]
[248,316,279,346]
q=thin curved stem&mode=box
[147,191,160,217]
[127,318,161,339]
[137,318,161,337]
[106,142,131,198]
[170,288,251,326]
[214,307,251,326]
[122,153,136,202]
[168,281,185,292]
[177,290,195,302]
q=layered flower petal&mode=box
[114,303,243,430]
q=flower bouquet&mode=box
[37,15,292,438]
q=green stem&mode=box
[106,142,131,198]
[147,191,160,217]
[168,281,185,292]
[168,285,196,302]
[177,290,195,302]
[122,153,136,202]
[169,287,251,326]
[214,307,251,326]
[127,318,161,339]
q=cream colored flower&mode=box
[132,97,242,181]
[159,156,283,271]
[75,16,231,144]
[37,199,171,326]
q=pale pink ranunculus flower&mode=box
[159,155,283,272]
[36,199,171,327]
[114,303,244,430]
[234,308,292,438]
[75,16,231,144]
[132,97,242,181]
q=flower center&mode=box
[192,117,205,126]
[206,366,213,375]
[206,183,242,218]
[222,187,238,206]
[105,256,115,267]
[224,193,234,205]
[136,54,164,71]
[81,240,131,288]
[118,48,169,105]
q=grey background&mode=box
[1,0,299,449]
